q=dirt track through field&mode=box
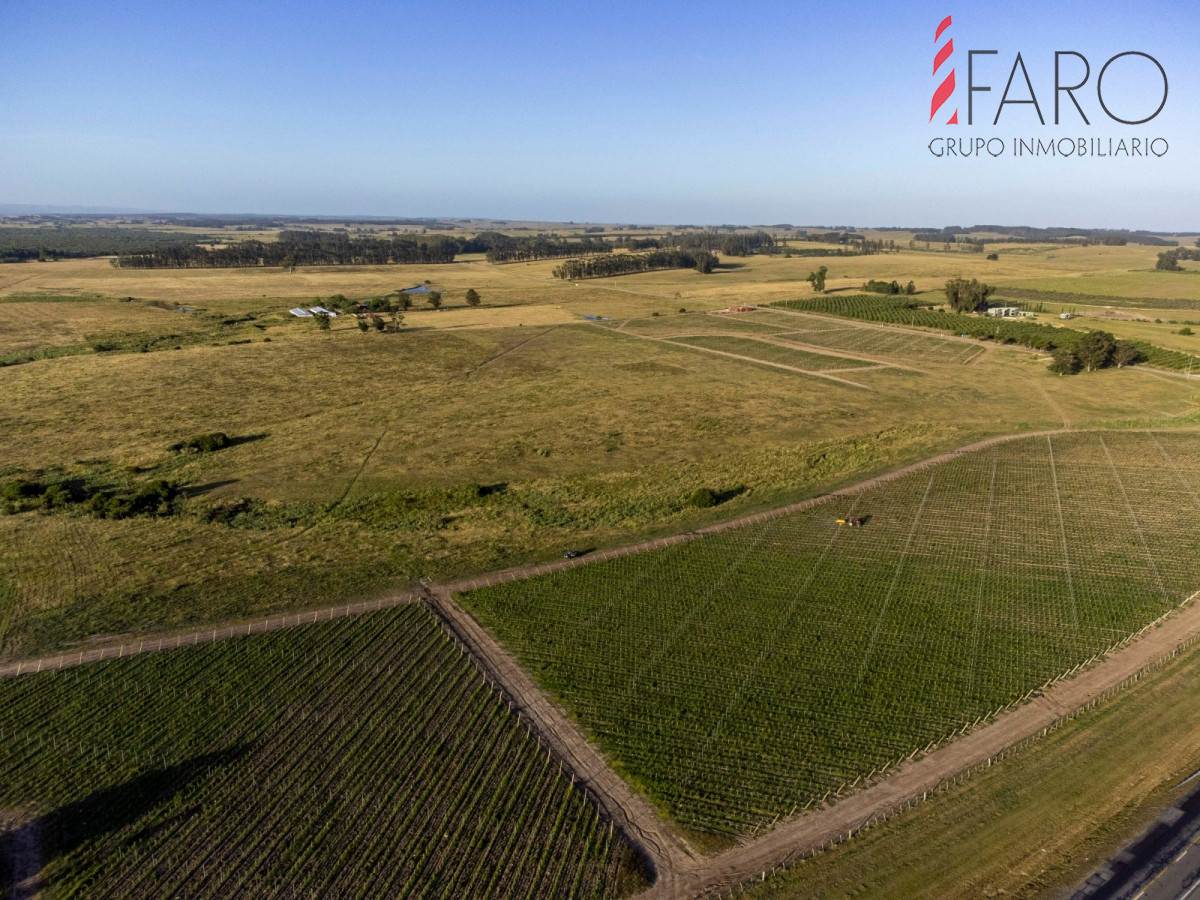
[423,584,695,884]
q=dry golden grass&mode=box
[0,299,213,354]
[2,240,1199,658]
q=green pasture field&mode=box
[0,604,647,897]
[460,431,1200,836]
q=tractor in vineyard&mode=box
[836,517,866,527]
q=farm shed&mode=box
[986,306,1020,318]
[289,307,313,317]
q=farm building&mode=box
[289,307,313,317]
[986,306,1021,318]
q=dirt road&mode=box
[424,584,694,887]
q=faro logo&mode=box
[930,14,1169,126]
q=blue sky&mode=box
[2,0,1197,228]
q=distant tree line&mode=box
[665,230,776,256]
[464,232,612,263]
[553,249,715,279]
[0,227,213,263]
[908,225,1177,247]
[117,231,460,268]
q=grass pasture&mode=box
[0,298,207,356]
[0,604,648,898]
[461,431,1200,836]
[664,335,876,371]
[2,299,1198,660]
[778,322,987,365]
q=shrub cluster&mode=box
[1,476,180,519]
[170,432,232,453]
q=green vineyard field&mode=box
[0,605,647,897]
[772,295,1200,373]
[462,432,1200,835]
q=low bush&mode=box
[171,432,232,454]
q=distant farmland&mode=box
[461,431,1200,835]
[0,604,647,897]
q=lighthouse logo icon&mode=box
[931,15,958,124]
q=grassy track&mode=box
[460,431,1200,836]
[0,604,648,897]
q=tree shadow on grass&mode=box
[0,743,250,898]
[715,485,748,504]
[225,433,268,449]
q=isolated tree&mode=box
[427,292,443,310]
[392,291,413,312]
[465,288,481,307]
[370,314,386,332]
[1112,340,1144,368]
[1157,250,1182,271]
[387,310,405,333]
[806,266,828,293]
[1076,330,1116,371]
[312,311,331,331]
[1179,326,1195,336]
[356,316,369,332]
[904,280,916,295]
[944,277,994,313]
[1049,349,1082,375]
